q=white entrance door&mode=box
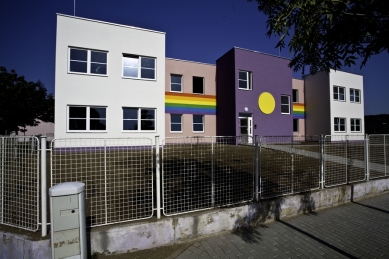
[239,116,253,144]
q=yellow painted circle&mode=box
[258,92,275,114]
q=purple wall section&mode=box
[216,49,237,136]
[234,48,293,136]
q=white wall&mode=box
[55,14,165,144]
[329,70,364,136]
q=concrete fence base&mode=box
[1,178,389,259]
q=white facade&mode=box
[55,14,165,144]
[305,70,364,136]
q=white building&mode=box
[304,70,364,136]
[54,14,166,144]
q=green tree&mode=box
[0,66,54,134]
[249,0,389,74]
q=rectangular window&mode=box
[123,54,156,80]
[238,70,252,90]
[350,118,361,132]
[293,119,299,132]
[69,48,107,75]
[193,76,204,94]
[350,89,361,103]
[281,95,290,114]
[170,114,182,132]
[334,117,346,132]
[68,106,106,131]
[193,115,204,132]
[333,86,345,101]
[123,108,156,131]
[292,89,298,103]
[170,74,182,92]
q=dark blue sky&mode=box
[1,0,388,115]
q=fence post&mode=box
[365,134,370,181]
[254,135,259,201]
[346,135,349,183]
[104,139,108,225]
[41,135,47,237]
[320,135,325,189]
[1,137,4,224]
[155,136,161,219]
[385,135,387,176]
[211,137,215,207]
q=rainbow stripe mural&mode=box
[165,92,216,115]
[293,103,305,119]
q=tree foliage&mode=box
[0,66,54,134]
[249,0,389,74]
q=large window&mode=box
[350,89,361,103]
[69,48,107,75]
[68,106,106,131]
[170,74,182,92]
[122,54,156,80]
[350,118,361,132]
[193,115,204,132]
[281,95,290,114]
[334,117,346,132]
[170,114,182,132]
[123,108,156,131]
[193,76,204,94]
[238,70,252,90]
[293,119,299,132]
[333,86,345,101]
[292,89,298,103]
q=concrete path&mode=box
[101,193,389,259]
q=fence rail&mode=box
[0,134,388,233]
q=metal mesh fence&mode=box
[51,138,153,227]
[369,135,388,179]
[162,136,254,216]
[0,136,40,231]
[259,136,320,199]
[324,135,366,187]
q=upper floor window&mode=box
[350,118,361,132]
[170,114,182,132]
[123,107,156,131]
[334,117,346,132]
[68,106,106,131]
[193,76,204,94]
[171,74,182,92]
[238,70,252,90]
[69,48,107,75]
[292,89,298,103]
[123,54,156,80]
[333,86,345,101]
[350,89,361,103]
[281,95,290,114]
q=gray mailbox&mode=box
[50,182,87,259]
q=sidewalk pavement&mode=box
[100,193,389,259]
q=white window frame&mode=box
[170,114,183,133]
[67,106,107,132]
[238,70,252,90]
[334,117,346,132]
[350,89,361,103]
[122,54,156,80]
[292,89,298,103]
[193,115,204,133]
[293,119,299,132]
[350,118,362,132]
[170,74,183,92]
[68,48,108,76]
[281,95,290,114]
[122,107,156,132]
[333,86,346,101]
[192,76,204,94]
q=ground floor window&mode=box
[170,114,182,132]
[123,107,156,131]
[193,115,204,132]
[334,117,346,132]
[293,119,299,132]
[350,118,362,132]
[68,106,106,131]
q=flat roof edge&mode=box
[234,47,291,61]
[56,13,166,35]
[166,57,215,66]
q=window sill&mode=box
[281,113,291,115]
[68,71,108,77]
[122,130,157,133]
[193,131,205,134]
[333,99,346,102]
[122,76,156,81]
[238,88,252,91]
[170,131,183,134]
[67,131,108,133]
